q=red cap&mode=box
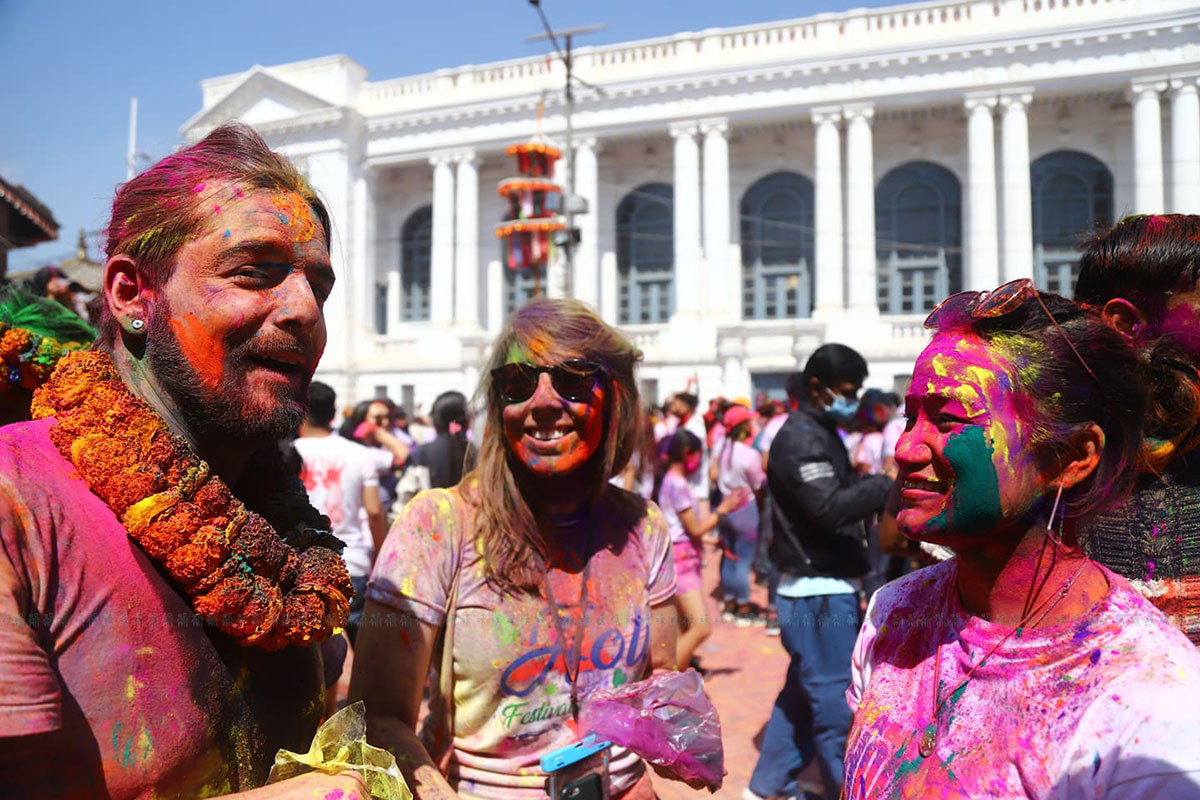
[722,404,759,430]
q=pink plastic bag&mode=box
[577,669,724,791]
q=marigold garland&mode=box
[31,349,353,650]
[0,320,85,393]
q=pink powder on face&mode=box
[192,183,206,193]
[213,204,221,214]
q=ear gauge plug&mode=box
[130,319,145,332]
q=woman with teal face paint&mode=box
[842,283,1200,799]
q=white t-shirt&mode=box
[295,434,380,578]
[755,413,788,455]
[713,438,766,498]
[681,412,710,502]
[844,559,1200,799]
[881,415,906,461]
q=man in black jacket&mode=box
[746,344,892,800]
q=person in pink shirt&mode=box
[654,428,748,671]
[844,281,1200,798]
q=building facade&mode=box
[182,0,1200,410]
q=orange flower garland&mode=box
[31,349,353,650]
[0,321,84,393]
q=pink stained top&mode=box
[367,486,676,800]
[0,418,324,799]
[714,438,766,503]
[844,559,1200,799]
[657,470,696,544]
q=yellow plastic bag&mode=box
[268,701,412,800]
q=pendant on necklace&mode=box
[918,723,937,758]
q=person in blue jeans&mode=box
[746,346,892,800]
[714,404,767,624]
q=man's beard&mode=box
[145,310,309,446]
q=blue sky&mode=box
[1,0,891,275]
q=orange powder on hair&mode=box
[168,312,225,390]
[270,193,316,243]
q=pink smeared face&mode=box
[500,350,606,479]
[895,331,1049,545]
[149,182,333,437]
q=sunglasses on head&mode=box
[491,359,604,404]
[925,277,1099,384]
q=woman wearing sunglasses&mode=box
[351,298,677,800]
[842,281,1200,798]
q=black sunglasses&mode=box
[491,359,604,404]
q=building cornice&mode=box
[353,9,1196,141]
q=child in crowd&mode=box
[655,429,747,669]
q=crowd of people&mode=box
[1,122,1199,800]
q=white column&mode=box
[812,107,845,317]
[599,251,618,326]
[1132,80,1167,214]
[486,259,504,334]
[844,104,877,313]
[547,149,569,300]
[965,94,999,290]
[352,166,377,334]
[385,269,401,334]
[429,154,455,324]
[1000,91,1033,282]
[702,119,732,320]
[1170,78,1200,214]
[573,137,600,309]
[454,153,479,328]
[671,122,703,318]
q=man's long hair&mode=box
[98,122,330,348]
[465,298,643,595]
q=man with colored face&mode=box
[746,344,893,800]
[1075,213,1200,644]
[0,124,361,798]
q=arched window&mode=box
[1032,150,1113,296]
[503,266,538,318]
[740,172,814,319]
[617,183,674,324]
[876,162,962,314]
[400,206,432,322]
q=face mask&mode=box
[825,387,859,419]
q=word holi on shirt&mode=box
[497,608,650,730]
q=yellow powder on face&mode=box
[930,352,954,378]
[949,384,981,407]
[270,193,317,243]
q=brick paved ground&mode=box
[333,540,825,799]
[649,542,823,800]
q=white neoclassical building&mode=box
[182,0,1200,411]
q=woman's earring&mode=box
[1046,482,1066,548]
[130,319,145,332]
